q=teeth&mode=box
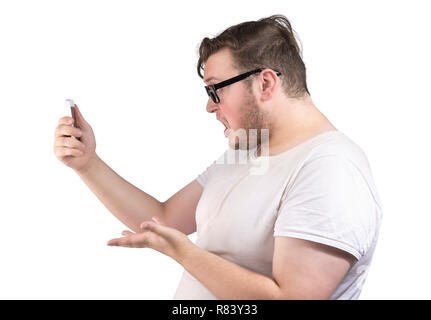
[218,118,230,137]
[224,128,231,137]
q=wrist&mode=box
[74,153,101,176]
[176,241,200,266]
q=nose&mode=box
[206,98,219,113]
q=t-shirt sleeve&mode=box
[274,155,377,260]
[196,149,230,188]
[196,160,217,188]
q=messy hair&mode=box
[197,14,310,99]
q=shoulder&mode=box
[306,131,370,168]
[297,131,382,207]
[285,131,375,193]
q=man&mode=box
[54,15,382,299]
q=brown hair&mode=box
[197,14,310,99]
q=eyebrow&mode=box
[204,76,220,84]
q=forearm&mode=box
[180,245,283,300]
[74,154,165,232]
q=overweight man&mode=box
[53,15,383,299]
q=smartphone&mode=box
[65,99,81,141]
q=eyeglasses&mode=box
[204,68,281,104]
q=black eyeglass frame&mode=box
[204,68,281,104]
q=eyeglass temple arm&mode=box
[214,68,281,90]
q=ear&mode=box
[256,69,279,102]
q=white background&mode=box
[0,0,430,299]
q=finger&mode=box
[152,216,163,225]
[107,237,132,247]
[55,124,83,138]
[54,136,86,150]
[74,104,88,126]
[140,216,163,229]
[58,116,74,126]
[54,146,84,158]
[141,220,171,238]
[122,230,134,236]
[108,232,151,248]
[140,221,150,229]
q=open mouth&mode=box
[219,118,231,137]
[224,127,231,137]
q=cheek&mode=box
[220,106,241,129]
[219,89,246,129]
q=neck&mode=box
[257,95,336,157]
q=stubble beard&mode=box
[229,93,271,151]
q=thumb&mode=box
[140,216,165,229]
[140,217,171,236]
[73,104,89,128]
[152,216,164,225]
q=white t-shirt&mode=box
[173,130,383,300]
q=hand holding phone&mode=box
[54,99,97,171]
